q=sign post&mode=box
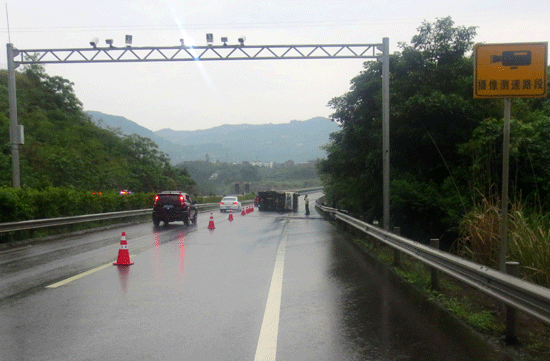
[474,42,548,272]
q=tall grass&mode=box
[456,196,550,288]
[508,205,550,286]
[456,195,501,268]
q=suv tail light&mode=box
[179,195,187,208]
[154,195,159,206]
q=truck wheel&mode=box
[153,216,160,227]
[183,215,189,226]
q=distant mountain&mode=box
[87,111,339,164]
[155,118,340,163]
[87,111,190,164]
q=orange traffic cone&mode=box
[228,210,234,221]
[113,232,134,266]
[208,213,216,229]
[241,207,246,216]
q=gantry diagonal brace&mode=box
[10,43,382,65]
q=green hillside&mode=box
[0,65,194,193]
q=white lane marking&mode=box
[45,257,132,288]
[254,235,287,361]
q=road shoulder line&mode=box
[254,232,287,361]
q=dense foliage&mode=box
[319,17,550,244]
[0,64,195,193]
[0,186,154,223]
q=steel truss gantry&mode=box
[7,39,391,230]
[11,43,382,64]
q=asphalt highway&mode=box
[0,194,505,360]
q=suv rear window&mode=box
[156,193,189,206]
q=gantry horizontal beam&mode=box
[11,43,382,65]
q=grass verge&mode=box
[339,224,550,361]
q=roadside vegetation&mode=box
[456,197,550,287]
[0,187,154,223]
[318,16,550,289]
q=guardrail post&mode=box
[393,227,401,267]
[341,217,348,231]
[430,238,440,291]
[372,220,379,248]
[505,261,520,344]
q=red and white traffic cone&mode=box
[228,210,234,221]
[241,207,246,216]
[208,213,216,230]
[113,232,134,266]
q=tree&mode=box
[319,17,490,239]
[460,108,550,207]
[240,163,261,182]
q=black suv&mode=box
[152,191,198,227]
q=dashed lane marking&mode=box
[45,257,134,288]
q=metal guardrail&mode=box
[315,201,550,325]
[294,187,324,194]
[0,202,224,234]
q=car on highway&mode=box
[219,196,242,213]
[152,191,197,227]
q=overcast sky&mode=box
[2,0,549,131]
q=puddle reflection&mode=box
[116,265,130,294]
[179,232,185,274]
[153,231,162,280]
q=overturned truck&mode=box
[257,191,299,212]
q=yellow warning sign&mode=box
[474,42,547,98]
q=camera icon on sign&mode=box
[491,50,532,68]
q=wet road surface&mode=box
[0,195,504,360]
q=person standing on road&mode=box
[304,194,310,215]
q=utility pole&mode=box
[381,37,390,231]
[7,43,20,188]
